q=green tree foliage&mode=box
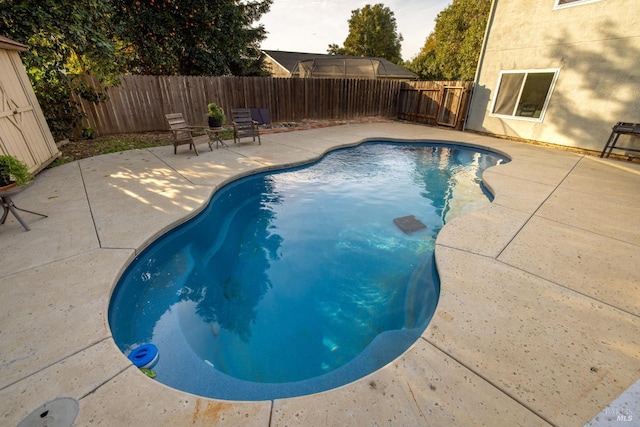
[329,3,403,64]
[0,0,272,139]
[408,0,490,80]
[0,0,125,139]
[327,43,346,56]
[408,33,439,79]
[113,0,272,76]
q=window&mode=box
[491,69,559,121]
[554,0,602,9]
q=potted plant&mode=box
[0,155,33,190]
[207,102,226,128]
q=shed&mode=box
[0,35,59,173]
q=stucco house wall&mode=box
[466,0,640,152]
[263,55,291,78]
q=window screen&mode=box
[493,73,524,115]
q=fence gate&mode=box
[397,82,472,130]
[397,87,440,124]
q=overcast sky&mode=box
[259,0,452,61]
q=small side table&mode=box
[0,184,47,231]
[205,127,230,149]
[600,122,640,158]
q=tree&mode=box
[0,0,125,139]
[408,0,490,80]
[113,0,272,76]
[327,43,346,56]
[328,3,403,64]
[0,0,273,139]
[408,33,441,79]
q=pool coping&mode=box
[1,122,639,426]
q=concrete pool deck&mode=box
[1,122,638,426]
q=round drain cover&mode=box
[18,397,79,427]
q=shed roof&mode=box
[0,35,27,52]
[263,50,417,80]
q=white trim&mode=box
[465,0,498,131]
[553,0,602,10]
[489,68,560,122]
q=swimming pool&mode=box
[109,141,507,400]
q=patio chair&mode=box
[165,113,199,155]
[231,108,261,145]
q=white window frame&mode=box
[554,0,602,10]
[489,68,560,122]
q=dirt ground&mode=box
[57,117,396,164]
[58,132,175,163]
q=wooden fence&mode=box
[73,75,472,135]
[397,80,474,130]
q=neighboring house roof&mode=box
[0,35,27,52]
[262,50,417,80]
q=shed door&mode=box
[0,49,58,172]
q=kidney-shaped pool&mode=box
[108,141,508,400]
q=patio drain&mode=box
[18,397,79,427]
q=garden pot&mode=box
[0,165,11,187]
[0,181,16,192]
[208,117,223,128]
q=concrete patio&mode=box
[1,122,638,426]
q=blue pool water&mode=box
[109,141,507,400]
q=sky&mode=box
[259,0,452,61]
